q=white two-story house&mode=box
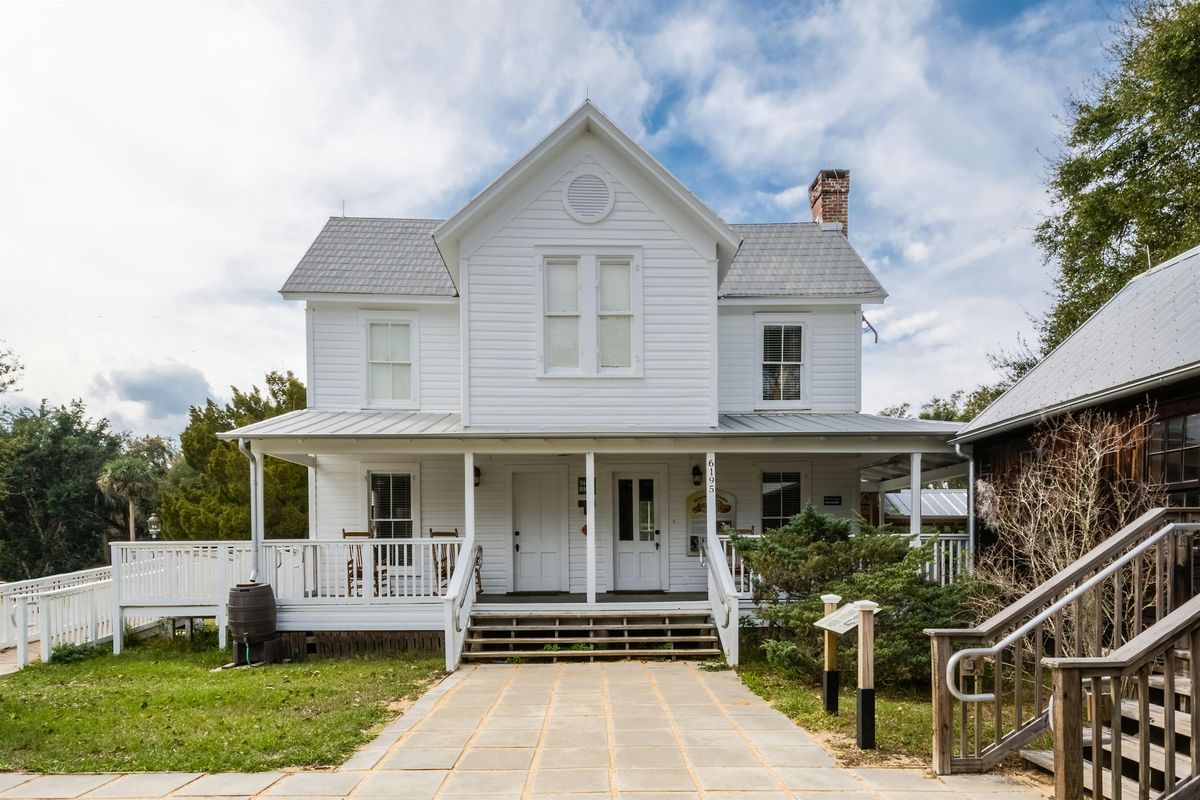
[196,102,963,669]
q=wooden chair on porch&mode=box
[342,529,386,597]
[430,528,482,595]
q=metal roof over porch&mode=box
[219,409,962,440]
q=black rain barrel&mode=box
[227,582,277,643]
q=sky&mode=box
[0,0,1120,437]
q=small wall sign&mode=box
[578,477,587,495]
[823,495,843,506]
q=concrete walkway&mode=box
[0,661,1049,799]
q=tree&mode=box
[973,408,1163,650]
[97,455,159,541]
[0,401,123,579]
[0,343,22,395]
[158,371,307,540]
[733,508,968,685]
[1036,0,1200,353]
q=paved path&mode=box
[0,661,1049,799]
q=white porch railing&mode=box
[700,534,740,665]
[265,539,463,603]
[718,533,760,598]
[912,532,971,586]
[1,566,111,649]
[442,542,481,671]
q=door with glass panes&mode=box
[613,473,663,591]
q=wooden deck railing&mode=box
[1044,591,1200,800]
[928,508,1200,776]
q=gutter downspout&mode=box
[237,438,260,583]
[954,442,975,574]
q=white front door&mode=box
[613,474,662,591]
[513,470,566,592]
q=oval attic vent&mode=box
[564,173,613,222]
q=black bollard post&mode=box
[820,593,841,715]
[856,600,878,750]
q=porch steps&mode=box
[461,609,721,663]
[1022,653,1194,799]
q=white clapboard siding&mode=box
[309,303,460,411]
[717,306,862,413]
[466,154,716,428]
[309,453,862,594]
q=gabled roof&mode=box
[722,222,887,299]
[956,243,1200,443]
[433,101,743,285]
[280,217,456,297]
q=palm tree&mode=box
[97,455,158,541]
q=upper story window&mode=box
[1148,412,1200,506]
[539,250,641,376]
[365,316,418,407]
[544,257,580,370]
[757,315,807,408]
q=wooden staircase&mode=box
[1023,650,1197,800]
[460,608,722,662]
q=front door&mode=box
[513,470,566,592]
[613,474,662,590]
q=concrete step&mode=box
[462,647,723,662]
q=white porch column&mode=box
[909,452,923,537]
[252,446,265,580]
[464,452,475,545]
[586,452,596,604]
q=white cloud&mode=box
[0,0,1114,431]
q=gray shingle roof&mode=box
[279,218,886,300]
[956,243,1200,442]
[720,223,887,299]
[280,217,456,296]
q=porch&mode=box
[83,411,969,671]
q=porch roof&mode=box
[218,409,962,440]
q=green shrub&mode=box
[733,506,972,686]
[48,642,107,664]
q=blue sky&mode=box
[0,0,1119,435]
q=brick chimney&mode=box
[808,169,850,237]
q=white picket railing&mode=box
[717,530,971,601]
[913,531,971,586]
[265,539,463,603]
[1,566,111,649]
[718,533,760,598]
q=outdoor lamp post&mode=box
[147,513,161,540]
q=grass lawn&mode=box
[0,632,443,773]
[737,661,932,767]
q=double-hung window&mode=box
[757,315,806,408]
[368,473,414,539]
[761,471,805,532]
[544,257,581,370]
[540,250,640,375]
[365,317,418,407]
[598,257,633,369]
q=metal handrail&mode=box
[946,521,1200,703]
[699,539,734,628]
